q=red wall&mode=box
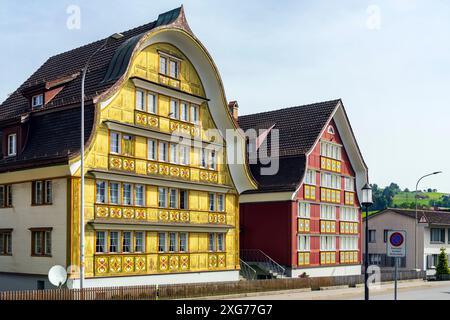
[240,201,294,266]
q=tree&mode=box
[404,188,410,192]
[435,248,450,275]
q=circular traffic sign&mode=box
[389,232,404,247]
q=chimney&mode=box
[228,101,239,122]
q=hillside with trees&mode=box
[370,182,450,212]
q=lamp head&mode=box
[361,183,373,207]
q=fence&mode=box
[0,270,425,300]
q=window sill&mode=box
[430,242,445,245]
[31,203,53,207]
[0,253,12,256]
[31,254,52,258]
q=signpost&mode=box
[387,230,406,300]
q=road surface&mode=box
[219,280,450,300]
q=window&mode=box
[31,229,51,256]
[109,231,119,253]
[136,90,145,111]
[160,56,168,75]
[170,99,179,119]
[320,204,336,220]
[209,193,216,212]
[217,233,225,251]
[122,184,132,206]
[200,149,207,168]
[210,150,217,170]
[135,232,145,253]
[169,232,177,252]
[320,172,341,189]
[344,177,354,192]
[340,236,358,251]
[218,194,225,212]
[384,230,389,243]
[320,236,336,251]
[31,94,44,109]
[180,190,188,210]
[320,141,341,160]
[147,139,156,160]
[0,185,13,208]
[135,185,145,207]
[298,235,310,252]
[122,232,131,253]
[96,231,106,253]
[208,233,216,251]
[110,182,120,205]
[110,132,121,154]
[327,126,335,134]
[0,231,12,255]
[158,232,166,252]
[430,228,445,243]
[158,187,167,208]
[169,189,178,209]
[96,181,107,204]
[7,134,17,156]
[298,202,310,218]
[179,233,188,252]
[159,142,168,162]
[340,207,358,222]
[32,180,52,205]
[122,135,134,156]
[169,144,178,164]
[148,92,157,114]
[368,230,376,243]
[181,102,189,122]
[169,60,179,78]
[305,170,316,185]
[180,145,190,165]
[190,104,199,124]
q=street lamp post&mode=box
[414,171,442,271]
[79,33,123,289]
[361,183,373,301]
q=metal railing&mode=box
[240,249,286,278]
[239,259,257,280]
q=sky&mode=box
[1,0,449,192]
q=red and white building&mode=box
[238,99,368,277]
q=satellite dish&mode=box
[48,265,68,288]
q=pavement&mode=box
[200,280,450,300]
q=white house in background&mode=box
[363,208,450,275]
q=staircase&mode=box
[239,259,257,280]
[240,249,286,279]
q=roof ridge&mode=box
[238,99,342,119]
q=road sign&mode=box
[418,215,429,224]
[387,230,406,258]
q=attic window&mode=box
[159,52,181,79]
[31,94,44,109]
[327,126,335,135]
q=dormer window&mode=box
[159,52,181,79]
[31,94,44,109]
[7,134,17,157]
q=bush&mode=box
[435,248,450,275]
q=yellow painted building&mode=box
[0,7,256,289]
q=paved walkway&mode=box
[202,280,450,300]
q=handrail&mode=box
[240,249,286,277]
[239,259,257,280]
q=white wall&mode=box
[0,178,67,275]
[289,265,361,278]
[423,226,450,271]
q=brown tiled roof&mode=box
[238,100,340,193]
[238,99,339,158]
[372,208,450,226]
[0,7,183,172]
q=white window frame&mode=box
[170,99,179,119]
[147,92,158,114]
[7,134,17,156]
[320,235,336,251]
[147,139,157,161]
[298,202,311,218]
[134,231,145,253]
[109,182,120,205]
[31,94,44,109]
[135,185,145,207]
[320,204,336,220]
[298,235,310,252]
[217,194,225,212]
[96,181,107,204]
[169,144,178,164]
[179,145,190,166]
[159,141,168,162]
[209,193,216,212]
[110,131,121,154]
[158,187,168,208]
[180,101,189,122]
[135,89,145,111]
[344,177,355,192]
[190,104,199,124]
